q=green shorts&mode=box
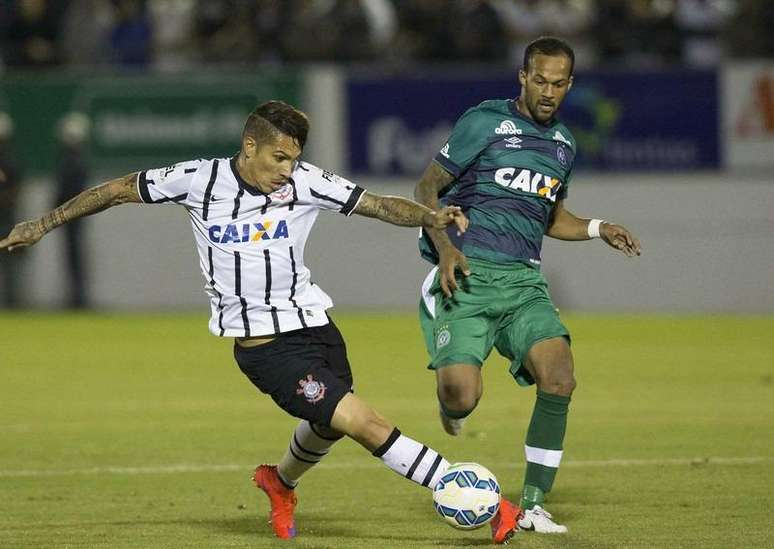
[419,259,570,386]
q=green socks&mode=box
[521,390,571,510]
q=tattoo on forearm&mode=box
[358,194,427,226]
[19,222,40,242]
[38,176,136,234]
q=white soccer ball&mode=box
[432,462,501,530]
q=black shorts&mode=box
[233,319,354,426]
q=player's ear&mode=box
[242,135,256,158]
[518,69,526,87]
[567,75,574,92]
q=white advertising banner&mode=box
[723,62,774,169]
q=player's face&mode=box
[518,53,573,124]
[245,133,302,194]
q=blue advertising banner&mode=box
[347,70,718,174]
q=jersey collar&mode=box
[230,155,269,196]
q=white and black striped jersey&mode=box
[136,156,366,337]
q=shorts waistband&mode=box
[466,257,538,272]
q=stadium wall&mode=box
[18,173,774,314]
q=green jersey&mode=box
[420,99,577,269]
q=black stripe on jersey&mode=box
[422,453,444,487]
[406,445,428,480]
[263,249,281,334]
[207,247,225,336]
[154,192,188,204]
[137,172,153,203]
[202,159,220,221]
[137,172,188,204]
[261,195,272,215]
[288,178,298,211]
[184,168,197,174]
[340,186,366,216]
[310,188,345,207]
[234,251,250,337]
[288,246,307,328]
[231,188,244,220]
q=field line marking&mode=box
[1,456,772,478]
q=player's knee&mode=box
[311,422,344,440]
[536,369,576,396]
[437,382,479,416]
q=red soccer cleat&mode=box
[490,497,522,544]
[253,464,297,539]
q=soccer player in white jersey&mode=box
[1,101,524,543]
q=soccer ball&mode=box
[432,462,501,529]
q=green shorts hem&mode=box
[428,354,483,370]
[508,333,571,386]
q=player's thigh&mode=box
[419,299,495,371]
[495,300,570,386]
[524,337,575,395]
[233,325,353,426]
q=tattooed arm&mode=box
[353,190,468,233]
[0,172,142,252]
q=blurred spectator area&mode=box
[0,0,771,72]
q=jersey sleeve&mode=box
[304,166,366,216]
[136,160,201,206]
[556,165,572,201]
[434,107,492,178]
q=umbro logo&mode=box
[495,120,522,135]
[440,143,450,158]
[504,136,522,149]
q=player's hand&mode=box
[600,222,641,257]
[437,245,471,298]
[0,220,46,252]
[424,206,469,235]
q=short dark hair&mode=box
[243,100,309,149]
[523,36,575,76]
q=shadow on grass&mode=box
[199,513,494,546]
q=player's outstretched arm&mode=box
[415,162,471,297]
[0,172,142,252]
[547,199,641,257]
[353,190,468,233]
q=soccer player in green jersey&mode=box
[415,36,642,533]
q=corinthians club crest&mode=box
[297,374,327,404]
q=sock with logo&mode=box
[372,428,449,489]
[521,390,571,510]
[276,420,343,488]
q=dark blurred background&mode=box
[0,0,772,313]
[1,0,771,70]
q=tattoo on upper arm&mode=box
[39,173,141,232]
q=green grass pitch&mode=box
[1,312,772,548]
